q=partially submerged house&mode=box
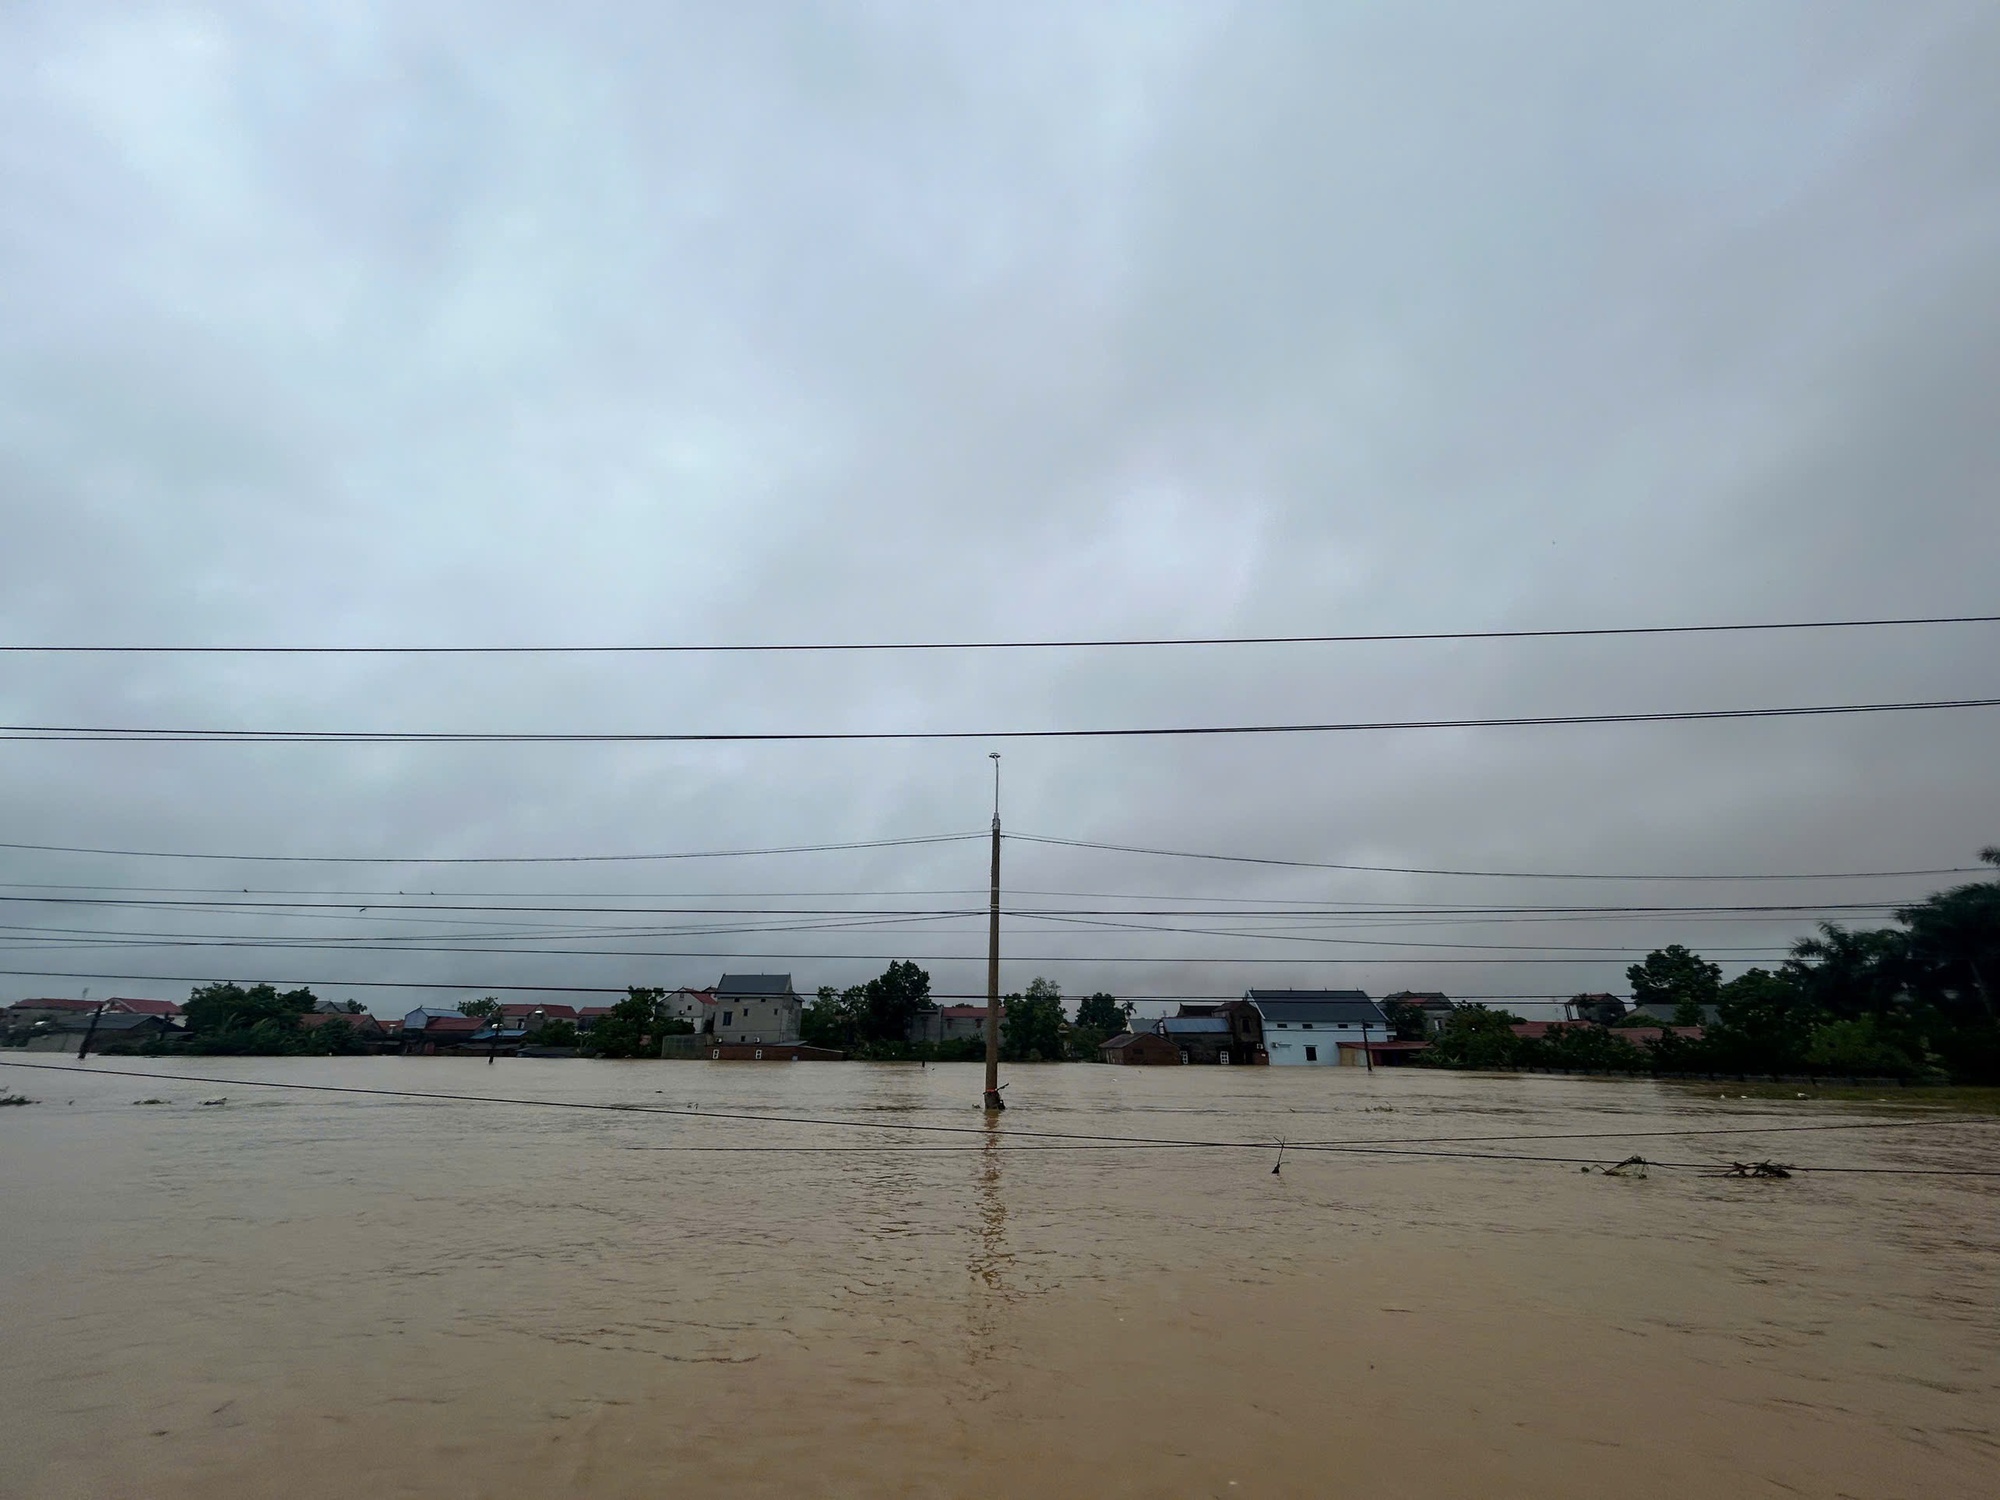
[1166,1001,1265,1063]
[1569,993,1628,1025]
[907,1005,990,1045]
[1243,990,1391,1066]
[499,1002,578,1032]
[105,997,183,1019]
[1382,991,1455,1034]
[21,1012,177,1052]
[712,975,802,1044]
[1099,1029,1181,1065]
[399,1009,484,1053]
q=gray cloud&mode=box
[2,1,1995,1017]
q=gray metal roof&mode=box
[1244,990,1386,1026]
[54,1012,169,1032]
[1160,1015,1230,1034]
[716,973,797,996]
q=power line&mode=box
[2,1061,1992,1176]
[1008,833,1983,882]
[0,940,1793,963]
[5,611,1996,654]
[0,879,1921,913]
[0,922,1801,958]
[6,832,1967,883]
[0,893,1905,921]
[0,833,983,864]
[5,694,1999,744]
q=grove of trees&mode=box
[1422,850,2000,1082]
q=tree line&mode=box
[800,962,1132,1061]
[1417,850,2000,1081]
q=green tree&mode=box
[591,986,666,1059]
[184,982,317,1038]
[1699,967,1810,1074]
[862,960,934,1043]
[303,1017,369,1056]
[458,997,502,1022]
[1067,992,1131,1059]
[1626,945,1721,1017]
[1417,1005,1524,1070]
[1893,850,2000,1081]
[1002,977,1067,1062]
[1382,999,1430,1042]
[802,985,866,1050]
[1073,993,1130,1033]
[1521,1023,1646,1073]
[1805,1015,1924,1078]
[525,1018,578,1047]
[1785,924,1909,1021]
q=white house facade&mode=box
[1244,990,1390,1066]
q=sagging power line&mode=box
[0,833,1975,881]
[4,610,1995,654]
[5,694,2000,744]
[0,833,982,864]
[2,1060,1992,1177]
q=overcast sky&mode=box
[2,1,1995,1019]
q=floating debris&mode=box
[1598,1155,1649,1178]
[133,1098,169,1106]
[0,1093,34,1107]
[199,1098,227,1107]
[1723,1161,1793,1179]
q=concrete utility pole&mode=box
[983,753,1005,1111]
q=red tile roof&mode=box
[8,997,100,1013]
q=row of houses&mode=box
[9,982,1697,1063]
[398,974,807,1053]
[1096,989,1700,1065]
[3,996,188,1051]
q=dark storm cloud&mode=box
[1,1,1995,1017]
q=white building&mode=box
[1245,989,1390,1066]
[712,974,802,1044]
[665,987,717,1032]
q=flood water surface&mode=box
[2,1057,1996,1498]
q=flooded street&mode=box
[2,1058,1996,1498]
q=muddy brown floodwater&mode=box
[2,1057,1996,1499]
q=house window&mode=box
[722,1011,733,1026]
[1305,1046,1318,1062]
[1275,1022,1289,1029]
[1302,1023,1314,1030]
